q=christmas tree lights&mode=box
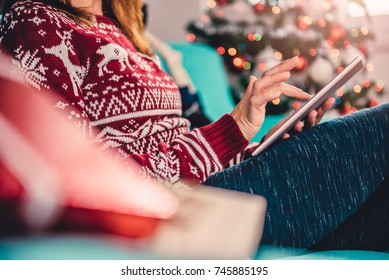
[187,0,384,115]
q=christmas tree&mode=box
[187,0,384,115]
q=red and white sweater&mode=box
[0,0,251,185]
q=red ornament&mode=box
[292,56,308,72]
[341,103,358,115]
[317,19,326,28]
[358,46,368,58]
[293,101,301,110]
[329,23,346,41]
[297,20,309,31]
[375,82,384,93]
[186,33,196,42]
[369,99,379,107]
[254,3,265,13]
[216,46,226,55]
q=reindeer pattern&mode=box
[44,30,89,97]
[97,43,134,77]
[45,30,136,97]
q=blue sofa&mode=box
[1,42,388,260]
[1,235,389,260]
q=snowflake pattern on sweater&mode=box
[0,0,249,184]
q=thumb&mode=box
[249,75,257,86]
[244,75,257,97]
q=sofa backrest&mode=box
[158,42,235,122]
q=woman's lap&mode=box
[204,104,389,249]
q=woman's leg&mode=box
[311,176,389,251]
[204,104,389,250]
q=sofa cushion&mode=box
[160,42,235,122]
[256,244,389,260]
[1,236,388,260]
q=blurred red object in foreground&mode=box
[0,55,178,237]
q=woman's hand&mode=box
[262,97,336,142]
[231,56,311,141]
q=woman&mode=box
[0,0,388,251]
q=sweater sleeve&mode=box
[0,1,249,185]
[130,114,248,184]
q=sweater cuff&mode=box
[199,114,248,165]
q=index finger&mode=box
[267,83,311,100]
[263,56,299,77]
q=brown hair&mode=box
[5,0,154,56]
[109,0,153,56]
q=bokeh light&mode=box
[216,46,226,55]
[354,85,362,94]
[186,33,196,42]
[272,6,281,14]
[228,47,237,56]
[233,57,243,68]
[361,26,369,35]
[272,98,281,105]
[375,81,384,92]
[366,63,374,72]
[207,0,217,9]
[243,62,251,70]
[274,51,283,60]
[309,48,317,56]
[336,88,344,97]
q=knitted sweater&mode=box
[0,0,249,185]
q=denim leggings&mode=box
[204,104,389,251]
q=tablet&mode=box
[252,55,364,156]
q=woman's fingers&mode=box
[294,120,305,132]
[297,97,334,131]
[316,97,335,125]
[266,83,310,100]
[282,133,290,140]
[253,72,310,99]
[254,71,291,90]
[245,75,257,95]
[262,56,300,77]
[251,80,310,106]
[304,110,318,129]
